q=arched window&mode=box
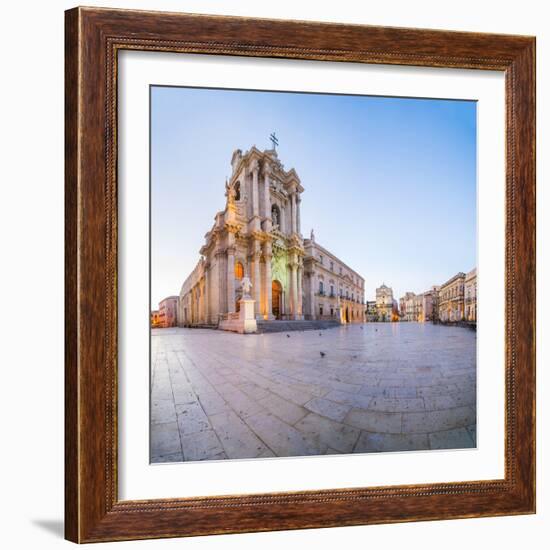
[319,281,324,294]
[234,262,244,280]
[234,181,241,201]
[271,204,280,226]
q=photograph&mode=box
[149,85,478,463]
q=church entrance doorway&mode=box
[272,280,282,319]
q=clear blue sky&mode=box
[151,86,476,308]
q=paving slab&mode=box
[151,421,181,459]
[345,408,403,434]
[304,397,352,422]
[151,399,177,425]
[152,452,184,463]
[259,392,309,425]
[244,412,323,457]
[368,397,426,412]
[180,429,226,461]
[324,389,373,409]
[175,402,211,436]
[354,432,430,453]
[402,406,476,434]
[295,413,360,453]
[429,427,475,450]
[209,410,270,459]
[197,390,231,416]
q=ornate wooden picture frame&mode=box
[65,6,535,543]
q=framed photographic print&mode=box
[65,6,536,543]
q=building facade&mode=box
[438,272,466,322]
[178,146,365,327]
[365,301,377,322]
[158,296,178,328]
[151,310,161,328]
[303,234,365,323]
[399,288,436,322]
[464,268,477,322]
[400,292,416,321]
[430,286,440,323]
[375,284,397,322]
[421,287,437,322]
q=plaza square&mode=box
[150,90,478,462]
[151,323,476,462]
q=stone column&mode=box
[289,256,298,318]
[291,192,297,233]
[227,247,236,314]
[297,263,303,318]
[204,263,210,324]
[252,246,262,318]
[287,261,295,319]
[263,242,274,320]
[310,273,316,320]
[251,160,259,219]
[201,281,204,323]
[199,282,204,323]
[263,163,272,231]
[216,250,226,318]
[296,196,301,235]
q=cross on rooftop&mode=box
[269,132,279,150]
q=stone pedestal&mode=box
[238,298,258,334]
[218,297,257,334]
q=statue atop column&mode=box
[240,276,253,299]
[225,178,236,206]
[271,204,280,228]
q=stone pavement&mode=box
[150,323,476,462]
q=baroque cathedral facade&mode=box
[178,146,365,327]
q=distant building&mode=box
[421,287,438,322]
[375,284,397,322]
[392,299,399,321]
[400,292,416,321]
[431,285,441,323]
[438,273,466,322]
[365,300,377,322]
[151,310,161,328]
[464,268,477,322]
[159,296,179,328]
[399,288,436,322]
[411,289,435,322]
